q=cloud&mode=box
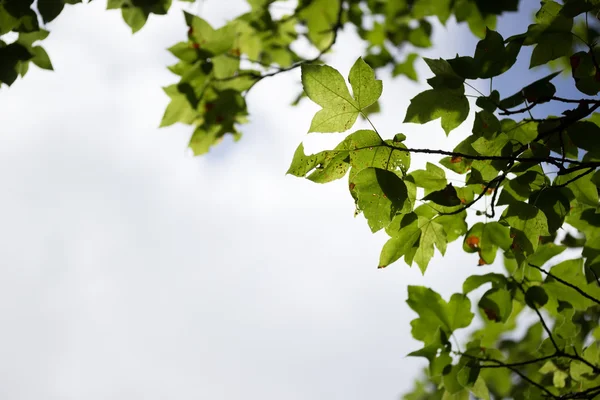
[0,2,507,399]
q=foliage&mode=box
[3,0,600,399]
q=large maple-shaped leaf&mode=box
[301,58,382,133]
[348,57,383,110]
[407,286,474,345]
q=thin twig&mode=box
[551,96,600,104]
[499,101,538,116]
[461,353,558,398]
[514,280,560,352]
[438,175,503,216]
[554,167,596,185]
[476,354,556,368]
[529,264,600,306]
[217,0,345,93]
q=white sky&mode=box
[0,1,539,399]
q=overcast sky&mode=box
[0,2,547,399]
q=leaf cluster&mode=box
[287,1,600,398]
[3,0,600,399]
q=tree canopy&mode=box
[2,0,600,398]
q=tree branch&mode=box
[530,263,600,306]
[459,352,558,398]
[514,280,561,352]
[216,0,345,91]
[551,96,600,104]
[476,354,556,368]
[554,167,597,185]
[499,101,539,116]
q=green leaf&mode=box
[570,343,600,381]
[168,42,199,63]
[501,118,538,145]
[571,50,600,95]
[410,162,447,194]
[473,111,501,137]
[435,211,468,243]
[530,31,572,68]
[593,170,600,189]
[501,202,550,255]
[555,169,599,207]
[471,133,509,155]
[299,0,340,50]
[544,258,600,310]
[392,53,418,81]
[0,42,33,85]
[17,30,50,47]
[527,242,567,267]
[443,365,465,394]
[463,222,512,265]
[286,142,350,184]
[476,90,500,113]
[497,165,548,206]
[407,286,474,345]
[525,286,549,308]
[463,273,508,294]
[408,20,432,48]
[160,84,198,127]
[469,376,490,400]
[37,0,65,23]
[499,71,561,109]
[423,184,462,207]
[122,6,148,33]
[302,58,382,133]
[479,288,513,322]
[531,187,571,233]
[379,213,421,268]
[414,213,447,272]
[30,46,53,70]
[212,54,239,79]
[351,167,411,233]
[412,0,452,24]
[347,130,410,175]
[301,64,359,133]
[348,57,382,110]
[567,121,600,152]
[474,29,521,78]
[404,88,469,135]
[287,130,410,184]
[442,389,469,400]
[505,254,542,281]
[423,58,464,89]
[188,124,221,155]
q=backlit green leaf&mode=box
[351,167,411,232]
[407,286,474,345]
[404,88,469,135]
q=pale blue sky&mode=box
[0,2,565,399]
